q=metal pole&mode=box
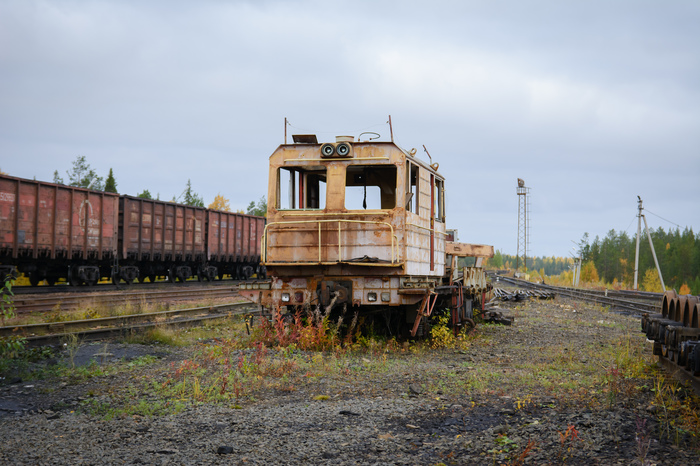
[284,117,287,144]
[388,115,394,142]
[642,214,666,292]
[633,196,642,290]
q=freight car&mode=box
[239,131,493,337]
[0,173,265,286]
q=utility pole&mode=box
[633,196,666,292]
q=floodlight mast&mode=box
[516,179,530,273]
[633,196,666,292]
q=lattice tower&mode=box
[516,179,530,272]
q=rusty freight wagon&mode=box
[206,210,266,281]
[117,196,207,283]
[239,131,493,337]
[0,174,119,285]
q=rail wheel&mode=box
[149,274,156,283]
[46,277,56,286]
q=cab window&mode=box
[345,165,397,210]
[277,166,327,210]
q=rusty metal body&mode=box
[0,174,119,285]
[0,173,266,286]
[239,136,493,336]
[119,196,206,283]
[642,289,700,378]
[205,209,265,280]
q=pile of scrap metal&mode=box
[493,288,555,301]
[481,307,514,325]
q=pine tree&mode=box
[182,179,204,207]
[104,168,118,193]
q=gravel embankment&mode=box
[1,296,699,465]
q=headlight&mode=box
[367,292,377,302]
[281,293,290,303]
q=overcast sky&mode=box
[1,0,698,258]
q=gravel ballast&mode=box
[1,296,699,465]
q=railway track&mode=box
[1,302,255,347]
[493,275,661,315]
[11,284,242,314]
[11,278,249,296]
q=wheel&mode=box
[124,277,133,285]
[29,273,41,287]
[85,277,98,286]
[46,277,56,286]
[149,274,156,283]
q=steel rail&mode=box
[495,276,660,314]
[12,286,241,314]
[1,302,255,347]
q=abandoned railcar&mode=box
[239,132,493,336]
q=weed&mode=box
[557,424,580,463]
[62,333,81,369]
[507,439,536,466]
[1,277,16,325]
[635,415,651,465]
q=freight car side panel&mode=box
[0,175,118,261]
[121,196,205,262]
[206,212,264,263]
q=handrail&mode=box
[262,219,398,264]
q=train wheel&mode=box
[46,277,56,286]
[149,274,156,283]
[29,273,41,287]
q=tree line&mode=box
[486,251,574,278]
[48,155,266,215]
[578,228,700,294]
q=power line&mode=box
[645,209,681,229]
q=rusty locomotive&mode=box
[0,173,265,286]
[239,131,493,337]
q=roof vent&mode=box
[336,135,354,143]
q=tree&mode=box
[137,189,153,200]
[66,156,104,190]
[182,179,204,207]
[246,196,267,216]
[580,261,600,283]
[104,168,118,193]
[53,170,64,184]
[641,268,662,292]
[208,193,231,212]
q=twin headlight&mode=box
[320,142,352,158]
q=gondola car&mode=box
[0,173,265,286]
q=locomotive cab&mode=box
[239,133,492,336]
